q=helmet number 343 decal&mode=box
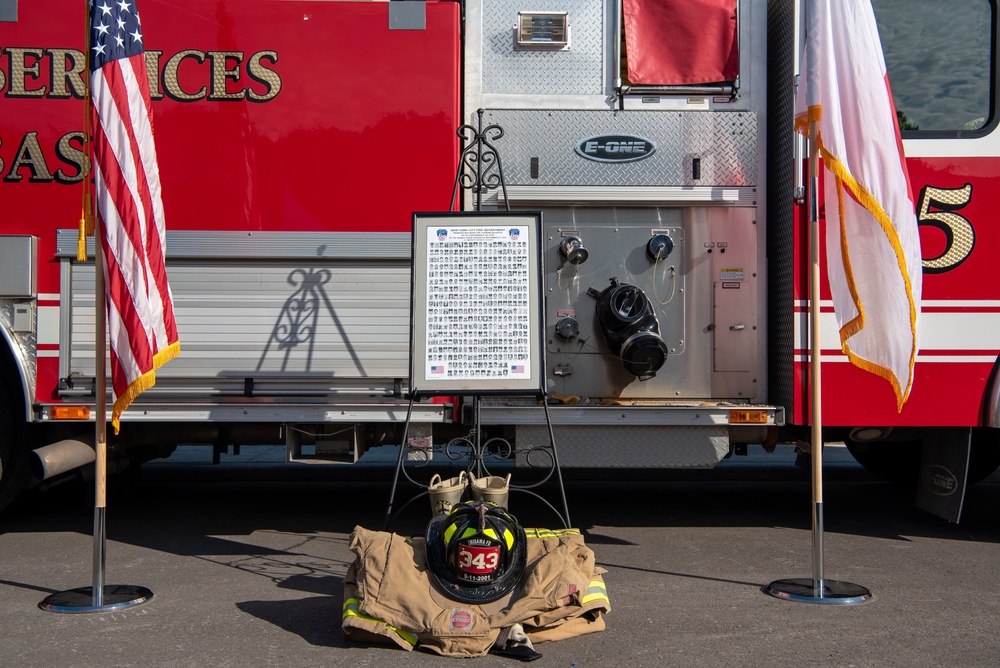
[457,545,501,575]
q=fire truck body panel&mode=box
[464,0,774,467]
[792,145,1000,429]
[2,1,461,426]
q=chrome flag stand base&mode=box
[763,501,872,606]
[764,578,871,605]
[39,505,154,613]
[39,585,153,614]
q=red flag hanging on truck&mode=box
[89,0,180,432]
[622,0,738,85]
[796,0,922,411]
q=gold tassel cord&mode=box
[77,1,93,263]
[77,194,94,262]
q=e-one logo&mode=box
[922,465,958,496]
[576,134,656,163]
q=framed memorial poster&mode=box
[410,212,544,395]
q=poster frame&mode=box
[409,211,544,396]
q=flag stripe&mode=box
[94,167,155,414]
[883,75,914,204]
[91,146,154,378]
[92,68,156,365]
[116,54,177,354]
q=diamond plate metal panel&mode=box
[516,424,729,468]
[483,109,757,187]
[482,0,605,95]
[0,300,36,405]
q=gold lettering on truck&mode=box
[145,50,164,99]
[917,184,975,274]
[162,49,208,101]
[6,47,47,97]
[246,51,281,102]
[46,48,87,99]
[4,132,53,182]
[208,51,246,100]
[54,132,90,184]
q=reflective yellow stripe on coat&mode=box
[342,597,418,646]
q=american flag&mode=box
[90,0,180,433]
[511,365,524,374]
[430,365,445,375]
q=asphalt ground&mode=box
[2,444,1000,667]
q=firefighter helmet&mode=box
[425,500,527,604]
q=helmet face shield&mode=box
[426,500,527,604]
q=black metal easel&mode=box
[383,393,571,530]
[383,111,571,531]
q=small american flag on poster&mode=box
[511,365,525,373]
[431,365,445,375]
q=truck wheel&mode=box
[969,428,1000,483]
[0,371,30,514]
[845,429,1000,486]
[844,439,921,485]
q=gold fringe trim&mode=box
[153,340,181,372]
[819,142,919,412]
[110,340,181,434]
[111,368,157,436]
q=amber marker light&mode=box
[50,406,91,420]
[729,409,768,424]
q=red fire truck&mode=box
[1,0,997,513]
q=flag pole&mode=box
[763,119,870,606]
[93,228,109,608]
[807,118,826,597]
[38,0,154,613]
[764,0,871,605]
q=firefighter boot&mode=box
[469,472,511,510]
[428,471,468,517]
